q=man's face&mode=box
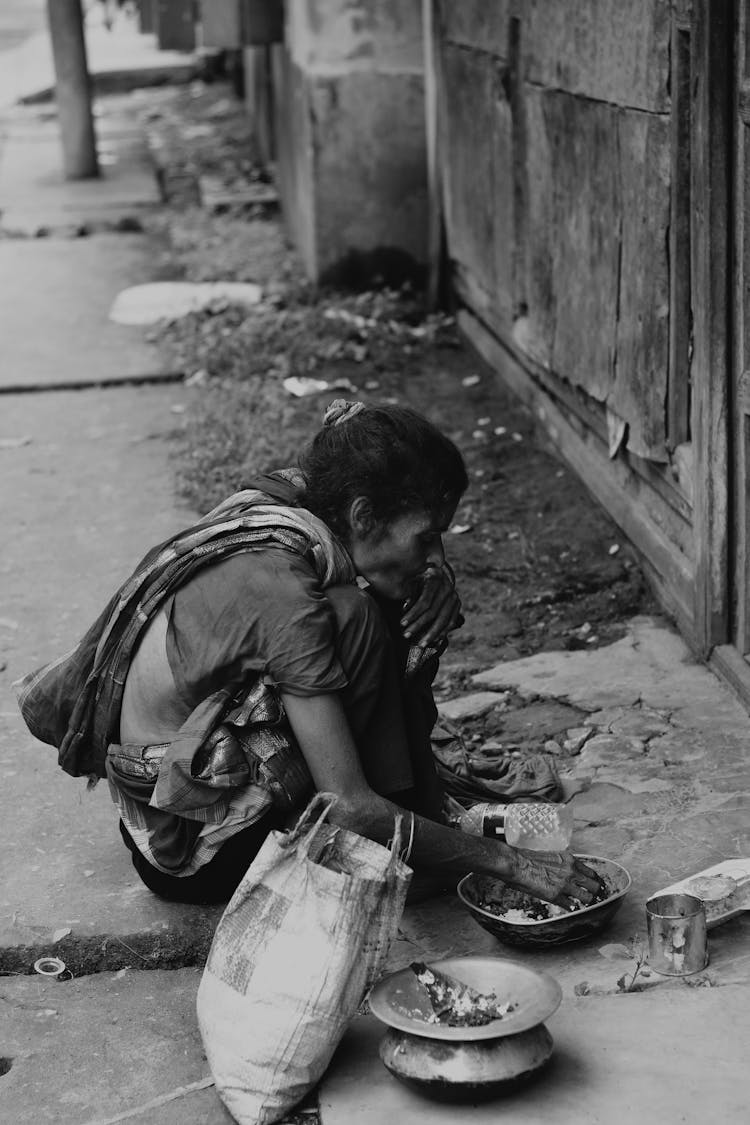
[348,506,455,601]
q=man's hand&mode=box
[400,565,463,648]
[507,848,605,908]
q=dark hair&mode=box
[299,401,468,540]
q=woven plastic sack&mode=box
[196,792,412,1125]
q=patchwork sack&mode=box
[196,792,412,1125]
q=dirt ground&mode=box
[136,79,655,723]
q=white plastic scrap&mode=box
[109,282,262,325]
[283,376,330,397]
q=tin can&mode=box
[646,893,708,976]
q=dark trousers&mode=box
[119,814,285,904]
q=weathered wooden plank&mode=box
[508,14,527,317]
[453,264,694,524]
[667,22,692,452]
[438,42,514,328]
[423,0,441,307]
[523,0,671,113]
[709,645,750,715]
[610,110,671,462]
[691,0,732,654]
[736,5,750,651]
[437,0,509,57]
[459,308,695,633]
[524,88,619,400]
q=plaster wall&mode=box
[275,0,427,284]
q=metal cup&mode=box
[646,893,708,976]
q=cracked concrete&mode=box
[319,614,750,1121]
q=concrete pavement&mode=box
[1,17,750,1125]
[0,6,203,112]
[317,616,750,1121]
[0,20,230,1120]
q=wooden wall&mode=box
[433,0,707,643]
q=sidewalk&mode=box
[0,27,227,1121]
[0,38,750,1125]
[0,9,204,112]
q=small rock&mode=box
[580,734,646,767]
[284,376,329,397]
[437,692,509,721]
[563,727,592,754]
[543,739,563,754]
[0,436,32,450]
[479,738,505,754]
[584,708,628,730]
[184,368,208,387]
[609,708,670,740]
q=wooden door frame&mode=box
[702,0,750,704]
[692,0,733,662]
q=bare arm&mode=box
[280,691,600,907]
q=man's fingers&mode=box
[404,595,461,645]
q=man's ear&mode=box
[348,496,376,537]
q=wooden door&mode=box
[711,0,750,698]
[732,1,750,659]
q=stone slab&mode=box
[0,236,169,387]
[473,616,750,736]
[321,986,750,1124]
[0,386,220,962]
[436,691,508,721]
[0,967,233,1124]
[0,127,161,234]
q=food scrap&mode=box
[409,962,517,1027]
[476,878,612,924]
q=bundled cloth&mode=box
[431,719,563,806]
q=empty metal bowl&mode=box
[457,854,631,948]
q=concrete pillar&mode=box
[46,0,99,180]
[138,0,156,34]
[200,0,241,48]
[157,0,196,52]
[273,0,427,286]
[244,45,275,165]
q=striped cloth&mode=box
[13,470,355,782]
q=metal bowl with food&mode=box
[457,854,631,948]
[368,956,562,1099]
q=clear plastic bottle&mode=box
[456,801,573,851]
